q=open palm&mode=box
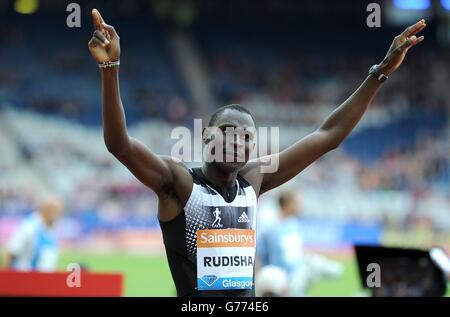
[379,19,426,76]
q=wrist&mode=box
[99,59,120,69]
[100,65,119,77]
[369,63,389,83]
[378,60,393,77]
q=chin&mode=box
[214,160,247,173]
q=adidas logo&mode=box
[238,212,250,223]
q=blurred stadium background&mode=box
[0,0,449,296]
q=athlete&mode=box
[87,8,426,296]
[212,208,222,228]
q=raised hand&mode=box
[88,9,121,64]
[379,19,426,76]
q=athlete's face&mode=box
[204,109,256,172]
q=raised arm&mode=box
[87,9,191,216]
[258,20,426,194]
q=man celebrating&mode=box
[88,8,425,297]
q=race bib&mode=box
[197,229,255,291]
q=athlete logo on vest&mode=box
[212,208,223,228]
[238,211,250,223]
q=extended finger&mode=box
[403,19,426,37]
[400,35,425,51]
[92,8,105,30]
[410,35,425,48]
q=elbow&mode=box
[104,140,131,159]
[103,130,132,158]
[329,134,348,151]
[107,147,130,159]
[329,138,343,151]
[318,128,344,151]
[104,141,118,155]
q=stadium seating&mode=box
[1,10,449,249]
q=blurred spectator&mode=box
[3,195,64,272]
[255,265,289,297]
[258,191,344,296]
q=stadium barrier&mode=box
[0,270,124,296]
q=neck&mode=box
[202,163,238,189]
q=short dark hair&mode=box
[208,104,253,127]
[278,191,295,209]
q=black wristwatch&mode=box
[368,64,389,83]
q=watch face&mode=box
[369,65,379,77]
[369,65,387,82]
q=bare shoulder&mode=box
[159,155,193,189]
[160,155,189,170]
[239,159,265,197]
[157,155,193,222]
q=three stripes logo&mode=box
[238,211,250,223]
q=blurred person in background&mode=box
[255,265,289,297]
[258,191,344,296]
[3,195,64,272]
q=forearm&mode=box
[319,19,426,147]
[101,67,130,155]
[319,75,382,146]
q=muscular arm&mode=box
[100,66,128,156]
[258,76,382,194]
[100,67,173,193]
[255,20,426,194]
[88,9,192,220]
